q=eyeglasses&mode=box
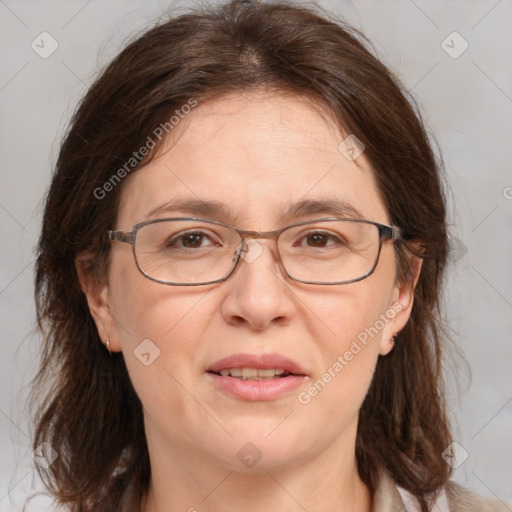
[107,217,400,286]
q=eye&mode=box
[179,232,208,248]
[296,231,346,248]
[166,230,219,249]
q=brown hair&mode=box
[32,0,453,510]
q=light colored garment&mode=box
[374,466,511,511]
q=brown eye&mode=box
[181,233,206,248]
[306,233,330,247]
[166,230,216,250]
[296,231,346,248]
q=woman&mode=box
[31,0,509,510]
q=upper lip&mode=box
[207,353,308,376]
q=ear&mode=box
[75,251,121,352]
[379,253,423,356]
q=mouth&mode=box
[206,353,308,401]
[209,367,296,380]
[207,352,307,378]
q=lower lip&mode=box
[207,372,306,401]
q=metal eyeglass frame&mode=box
[107,217,401,286]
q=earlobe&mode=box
[75,252,120,352]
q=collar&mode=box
[373,467,450,512]
[372,466,407,511]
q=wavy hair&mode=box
[32,1,453,510]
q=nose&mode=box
[220,238,296,331]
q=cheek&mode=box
[310,281,391,353]
[325,248,397,350]
[107,255,212,395]
[108,252,200,342]
[107,264,217,436]
[298,278,394,409]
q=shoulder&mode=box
[445,480,511,512]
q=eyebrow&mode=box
[147,197,365,223]
[147,198,231,221]
[283,198,364,220]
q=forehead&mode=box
[117,91,389,229]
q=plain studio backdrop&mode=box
[0,1,511,510]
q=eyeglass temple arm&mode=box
[390,226,401,240]
[107,230,136,244]
[381,225,401,241]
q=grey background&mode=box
[1,0,511,510]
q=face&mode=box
[84,90,418,474]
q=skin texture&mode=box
[78,90,422,512]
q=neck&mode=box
[141,426,372,512]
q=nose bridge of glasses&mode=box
[234,237,261,263]
[234,222,296,267]
[235,231,283,266]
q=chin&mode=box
[201,426,313,472]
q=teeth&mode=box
[218,368,287,380]
[242,368,258,378]
[258,369,279,377]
